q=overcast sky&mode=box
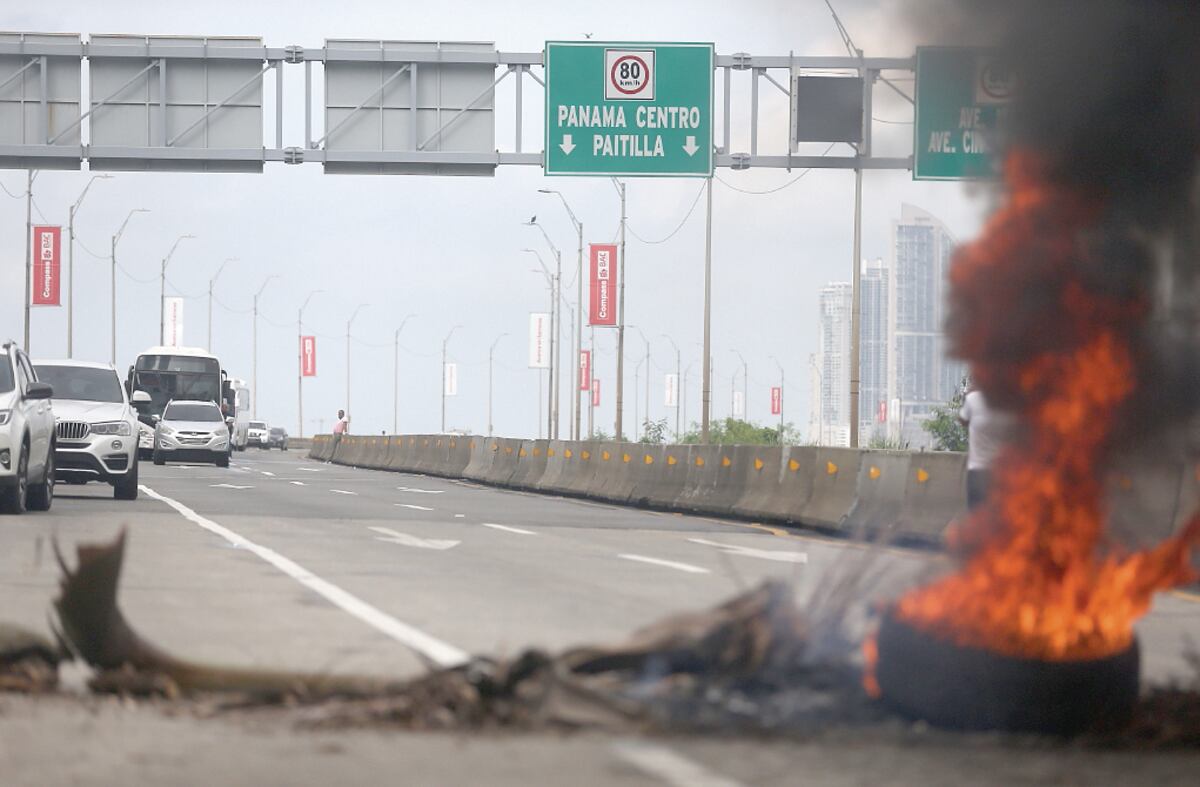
[0,0,989,439]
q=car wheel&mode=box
[27,446,54,512]
[215,452,230,468]
[152,446,165,466]
[114,456,139,500]
[1,444,29,515]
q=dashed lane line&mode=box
[611,741,743,787]
[290,481,306,486]
[617,554,710,574]
[138,485,468,667]
[482,523,536,536]
[330,489,357,496]
[396,503,435,512]
[687,537,809,564]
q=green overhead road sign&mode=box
[913,47,1012,181]
[545,41,714,177]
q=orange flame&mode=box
[883,152,1200,664]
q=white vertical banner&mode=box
[444,362,458,397]
[733,390,745,420]
[163,297,184,347]
[529,312,550,369]
[664,373,678,408]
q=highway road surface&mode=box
[3,450,1200,785]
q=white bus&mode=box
[126,346,234,457]
[228,378,251,451]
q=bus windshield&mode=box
[132,354,222,416]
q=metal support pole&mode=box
[67,204,75,357]
[110,235,116,364]
[547,280,556,438]
[574,224,583,441]
[394,334,399,435]
[253,298,259,417]
[849,68,872,449]
[701,177,713,443]
[553,252,562,439]
[675,348,681,441]
[615,181,627,441]
[23,170,31,351]
[298,308,303,437]
[588,327,595,439]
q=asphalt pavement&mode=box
[3,449,1200,785]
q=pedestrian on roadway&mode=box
[331,408,348,457]
[959,386,1013,509]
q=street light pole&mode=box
[393,314,416,435]
[67,174,112,357]
[208,257,237,353]
[731,349,748,423]
[441,324,462,433]
[159,234,196,344]
[488,332,509,436]
[252,275,279,419]
[526,219,564,439]
[633,326,650,438]
[701,177,713,442]
[22,170,33,352]
[613,179,628,441]
[110,208,149,365]
[346,303,369,424]
[537,189,585,440]
[297,289,323,438]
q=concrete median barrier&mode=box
[534,441,571,494]
[730,447,786,520]
[896,452,969,542]
[799,447,865,531]
[844,451,912,537]
[754,446,817,523]
[560,442,600,498]
[462,438,498,482]
[628,445,691,510]
[509,440,549,490]
[484,438,523,487]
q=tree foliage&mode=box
[922,382,968,452]
[680,418,806,446]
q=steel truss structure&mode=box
[0,32,915,174]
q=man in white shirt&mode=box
[959,388,1015,509]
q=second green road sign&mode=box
[545,41,714,177]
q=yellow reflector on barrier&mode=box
[696,457,706,467]
[423,440,429,447]
[451,440,457,448]
[916,468,930,483]
[644,454,654,465]
[667,455,677,466]
[602,451,611,461]
[491,443,499,451]
[869,466,881,480]
[623,453,631,463]
[547,448,555,457]
[826,461,838,475]
[788,459,800,472]
[721,457,731,467]
[582,450,591,460]
[754,458,764,471]
[505,447,513,455]
[564,449,573,459]
[519,448,527,457]
[436,439,442,448]
[532,447,541,456]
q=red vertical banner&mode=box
[579,350,592,391]
[588,244,618,326]
[31,225,61,306]
[301,335,317,376]
[770,386,782,416]
[877,399,887,423]
[592,378,601,407]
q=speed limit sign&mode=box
[604,49,655,100]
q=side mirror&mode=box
[131,390,151,404]
[150,414,161,425]
[26,381,53,400]
[225,416,235,426]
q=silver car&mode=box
[34,360,143,500]
[0,342,55,514]
[152,400,231,467]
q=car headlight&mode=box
[160,425,175,436]
[91,421,132,436]
[0,410,10,426]
[211,429,226,438]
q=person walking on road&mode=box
[959,387,1013,509]
[331,408,349,457]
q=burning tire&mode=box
[874,609,1139,736]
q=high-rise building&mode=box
[859,257,890,443]
[813,281,852,446]
[889,203,966,447]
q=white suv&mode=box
[247,420,269,448]
[0,342,56,514]
[152,400,231,467]
[34,360,143,500]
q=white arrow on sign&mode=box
[687,537,808,564]
[560,134,577,155]
[682,136,700,157]
[210,483,254,490]
[369,526,459,551]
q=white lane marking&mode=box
[330,489,357,496]
[297,467,322,472]
[368,526,459,551]
[454,514,465,519]
[260,471,275,477]
[687,538,809,564]
[482,523,536,536]
[396,486,444,495]
[618,554,710,574]
[395,503,434,512]
[209,483,254,490]
[612,742,743,787]
[138,485,468,667]
[290,481,306,486]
